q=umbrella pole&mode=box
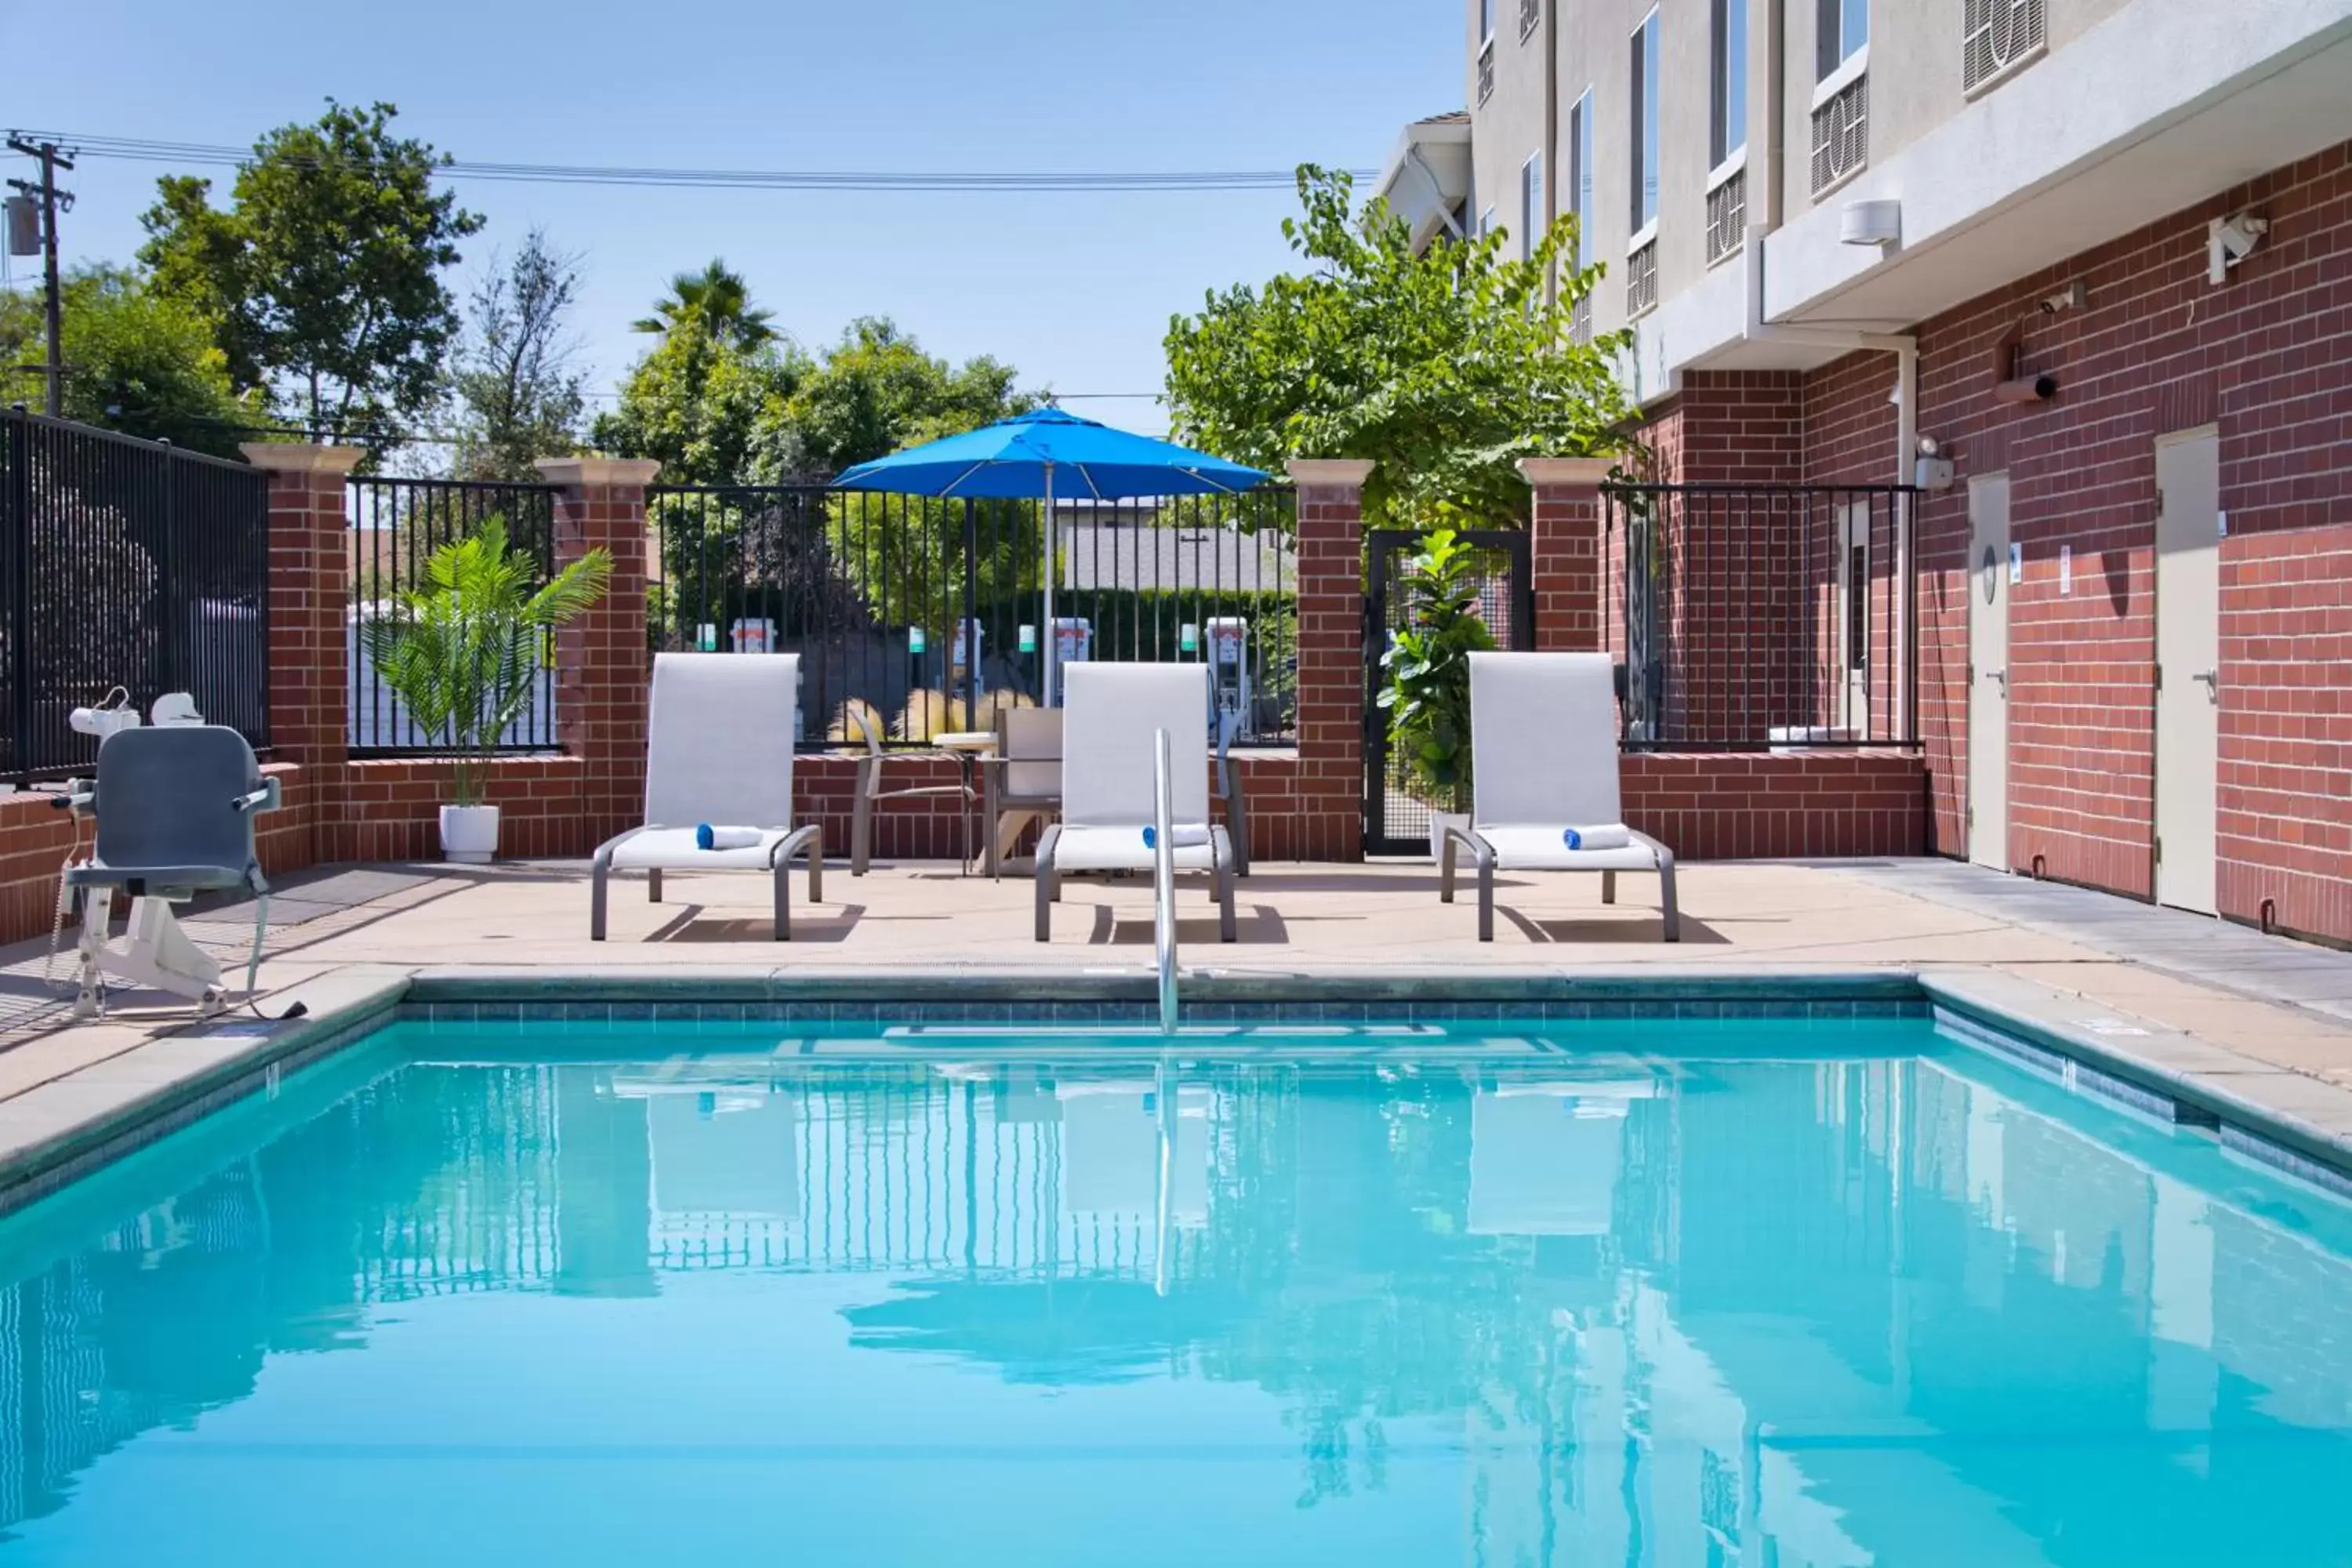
[1041,463,1058,706]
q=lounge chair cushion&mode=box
[1053,824,1220,873]
[1061,663,1211,828]
[1469,651,1621,829]
[607,827,801,871]
[1472,825,1661,872]
[644,652,799,830]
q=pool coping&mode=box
[2,963,2350,1218]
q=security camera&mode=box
[2209,212,2269,284]
[2038,281,2087,316]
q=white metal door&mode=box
[2154,429,2221,914]
[1968,476,2011,869]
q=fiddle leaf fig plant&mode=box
[363,515,612,804]
[1376,528,1496,815]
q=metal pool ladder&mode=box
[1152,728,1179,1035]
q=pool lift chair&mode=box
[50,724,284,1020]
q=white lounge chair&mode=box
[590,652,823,941]
[1439,651,1679,942]
[1035,664,1237,942]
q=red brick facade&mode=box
[1523,458,1610,652]
[1638,138,2352,942]
[1287,460,1374,863]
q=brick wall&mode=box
[1675,139,2352,939]
[1288,461,1374,862]
[1624,751,1924,859]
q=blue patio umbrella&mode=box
[836,407,1267,704]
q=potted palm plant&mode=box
[364,517,612,863]
[1377,528,1497,862]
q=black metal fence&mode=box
[1605,482,1918,750]
[646,485,1298,749]
[1362,526,1533,857]
[0,408,270,785]
[347,476,560,754]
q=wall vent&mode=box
[1965,0,2046,93]
[1809,74,1868,196]
[1705,168,1747,267]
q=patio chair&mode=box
[849,709,978,876]
[590,653,823,941]
[1036,664,1237,943]
[982,705,1062,879]
[1439,652,1679,942]
[57,724,283,1017]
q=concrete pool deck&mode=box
[4,855,2352,1208]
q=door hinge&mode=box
[2153,835,2163,865]
[1966,805,1976,829]
[2153,664,2163,692]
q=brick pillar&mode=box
[243,441,363,862]
[1287,459,1373,862]
[1521,457,1612,652]
[536,458,659,848]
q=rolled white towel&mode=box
[696,825,764,851]
[1142,823,1212,851]
[1561,825,1632,852]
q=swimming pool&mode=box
[2,1011,2348,1566]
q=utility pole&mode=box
[6,137,75,417]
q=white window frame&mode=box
[1480,0,1497,45]
[1520,151,1544,261]
[1567,89,1594,273]
[1711,0,1748,169]
[1816,0,1867,83]
[1630,8,1661,234]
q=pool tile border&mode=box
[7,964,2352,1218]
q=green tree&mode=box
[1163,166,1629,529]
[631,259,777,350]
[1376,528,1497,812]
[138,99,484,450]
[778,315,1042,474]
[448,229,588,480]
[590,314,807,486]
[0,267,255,456]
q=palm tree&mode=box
[631,259,778,350]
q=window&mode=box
[1630,10,1660,234]
[1480,0,1496,42]
[1711,0,1748,169]
[1817,0,1867,80]
[1567,89,1595,340]
[1567,89,1593,271]
[1520,153,1544,261]
[1479,205,1497,239]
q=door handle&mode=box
[2192,669,2219,702]
[1984,668,2007,691]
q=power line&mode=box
[13,129,1370,194]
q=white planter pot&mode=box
[1429,811,1471,867]
[439,804,501,865]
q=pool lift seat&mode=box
[53,725,282,1019]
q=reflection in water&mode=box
[2,1037,2350,1564]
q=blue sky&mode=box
[11,0,1461,438]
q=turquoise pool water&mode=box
[2,1014,2350,1566]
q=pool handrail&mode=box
[1153,727,1178,1035]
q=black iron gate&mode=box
[1363,528,1532,857]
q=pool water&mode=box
[2,1014,2350,1566]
